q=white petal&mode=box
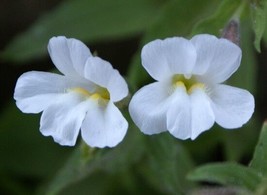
[190,88,215,139]
[48,36,92,77]
[40,93,91,146]
[14,71,70,113]
[16,94,62,114]
[210,84,254,129]
[167,87,215,140]
[129,81,172,135]
[81,102,128,148]
[167,87,192,139]
[141,37,197,81]
[84,57,128,102]
[191,34,241,83]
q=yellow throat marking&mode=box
[71,87,110,101]
[172,75,205,94]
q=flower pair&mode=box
[14,35,254,148]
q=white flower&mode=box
[14,36,129,148]
[129,34,254,140]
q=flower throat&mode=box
[172,74,205,94]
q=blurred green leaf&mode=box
[189,187,251,195]
[0,174,32,195]
[250,0,267,52]
[128,0,222,88]
[263,10,267,44]
[221,119,259,162]
[1,0,166,63]
[58,172,117,195]
[58,171,134,195]
[255,178,267,195]
[187,162,262,192]
[228,21,257,92]
[191,0,243,36]
[43,116,145,195]
[127,52,148,91]
[223,21,259,161]
[143,0,221,41]
[250,121,267,177]
[183,127,222,164]
[0,103,71,178]
[139,134,195,194]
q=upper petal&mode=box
[210,84,254,129]
[84,57,128,102]
[81,102,128,148]
[129,81,172,135]
[48,36,92,77]
[141,37,197,81]
[40,93,91,146]
[191,34,241,83]
[14,71,70,113]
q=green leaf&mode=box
[58,171,135,195]
[187,162,262,192]
[250,121,267,177]
[127,52,152,90]
[191,0,244,36]
[255,178,267,195]
[1,0,165,63]
[143,0,222,40]
[139,134,195,194]
[43,117,145,195]
[220,20,259,161]
[0,103,71,178]
[221,119,259,161]
[250,0,267,52]
[263,10,267,44]
[228,20,257,92]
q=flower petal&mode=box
[14,71,70,113]
[40,93,91,146]
[167,87,215,140]
[210,84,254,129]
[189,88,215,139]
[81,102,128,148]
[48,36,92,77]
[191,34,241,83]
[15,94,63,114]
[84,57,128,102]
[141,37,197,81]
[129,81,172,135]
[167,87,191,139]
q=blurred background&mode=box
[0,0,266,194]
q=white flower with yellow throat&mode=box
[14,36,129,148]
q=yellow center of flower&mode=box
[70,86,110,104]
[172,75,205,94]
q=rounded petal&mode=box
[167,87,215,140]
[189,88,215,139]
[15,94,63,114]
[141,37,197,81]
[84,57,128,102]
[81,102,128,148]
[40,93,91,146]
[48,36,92,77]
[210,84,254,129]
[191,34,241,83]
[167,87,191,139]
[129,81,172,135]
[14,71,70,113]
